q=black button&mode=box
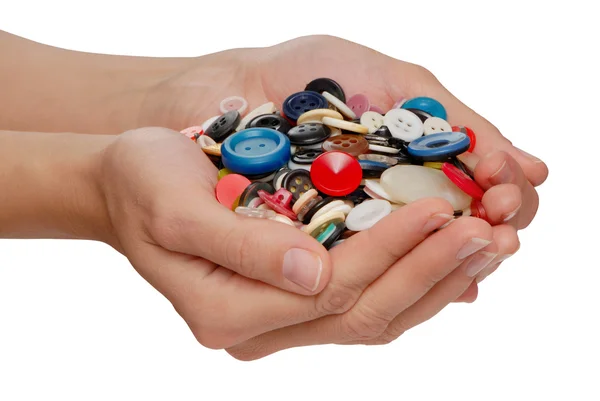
[405,108,432,123]
[342,188,369,205]
[302,196,335,224]
[321,222,346,250]
[373,126,392,138]
[305,78,346,103]
[292,148,324,165]
[271,167,291,190]
[286,122,331,145]
[205,110,241,142]
[246,113,292,134]
[282,170,314,202]
[239,182,275,207]
[359,160,388,178]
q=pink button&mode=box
[258,189,297,220]
[219,96,248,116]
[369,105,384,114]
[180,126,204,141]
[346,94,370,118]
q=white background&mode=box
[1,1,599,400]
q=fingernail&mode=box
[494,253,514,264]
[476,262,501,283]
[283,248,323,292]
[422,213,454,233]
[515,146,543,164]
[502,204,521,222]
[457,238,492,260]
[489,160,514,184]
[465,251,497,277]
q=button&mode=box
[282,169,314,201]
[218,168,232,180]
[401,97,447,120]
[245,170,277,182]
[297,196,321,224]
[202,143,222,157]
[424,161,444,169]
[310,151,362,197]
[221,128,291,175]
[423,117,452,135]
[359,160,388,178]
[321,116,368,135]
[310,199,350,222]
[180,126,203,141]
[300,196,333,224]
[272,167,291,191]
[345,199,392,231]
[235,206,276,219]
[405,108,432,123]
[292,148,324,164]
[346,94,370,118]
[470,199,488,221]
[322,91,356,120]
[384,109,424,142]
[452,125,477,152]
[369,105,384,114]
[206,110,241,142]
[215,174,252,210]
[292,188,319,215]
[246,113,292,134]
[393,97,407,108]
[305,77,346,103]
[360,111,385,134]
[364,179,395,202]
[287,159,311,172]
[201,115,220,132]
[303,210,346,237]
[258,188,297,220]
[286,122,331,145]
[316,221,346,249]
[239,182,275,207]
[368,143,401,154]
[441,162,484,201]
[219,96,248,116]
[270,213,296,226]
[297,108,344,124]
[197,134,216,148]
[322,134,369,156]
[282,91,329,122]
[236,102,277,132]
[358,153,399,166]
[407,131,470,161]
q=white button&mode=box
[235,102,276,131]
[368,143,400,154]
[423,117,452,135]
[287,160,311,171]
[360,111,385,134]
[219,96,248,116]
[322,91,357,120]
[345,199,392,231]
[311,200,346,221]
[384,109,423,142]
[364,180,395,202]
[197,135,216,148]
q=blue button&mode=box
[282,91,328,122]
[222,128,291,175]
[407,132,470,161]
[402,97,447,120]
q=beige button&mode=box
[297,108,344,124]
[270,214,295,226]
[322,117,369,135]
[292,189,319,215]
[360,111,385,134]
[202,143,222,156]
[303,210,346,236]
[197,135,216,148]
[235,102,277,131]
[322,91,356,120]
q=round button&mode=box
[292,188,319,215]
[292,148,324,164]
[405,108,432,123]
[358,153,399,166]
[282,91,329,122]
[221,128,291,175]
[239,182,275,207]
[442,162,484,201]
[322,91,356,120]
[345,199,392,231]
[384,109,424,142]
[282,169,314,202]
[317,221,346,250]
[305,78,346,103]
[180,126,203,141]
[322,134,369,156]
[246,113,292,134]
[215,174,251,210]
[286,122,331,145]
[272,167,291,190]
[407,131,470,161]
[452,125,477,152]
[321,116,368,135]
[219,96,248,116]
[310,151,362,197]
[297,108,344,124]
[205,110,241,142]
[346,94,370,118]
[359,160,388,178]
[401,97,447,120]
[423,117,452,135]
[300,196,333,224]
[360,111,385,134]
[258,188,297,220]
[236,102,277,132]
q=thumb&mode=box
[156,195,333,296]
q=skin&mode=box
[0,32,548,360]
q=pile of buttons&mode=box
[180,78,485,249]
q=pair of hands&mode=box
[97,35,548,360]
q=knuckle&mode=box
[317,281,363,315]
[342,303,393,341]
[223,224,260,276]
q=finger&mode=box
[454,281,479,303]
[475,224,520,284]
[481,183,523,225]
[314,197,455,315]
[226,216,494,360]
[419,80,549,187]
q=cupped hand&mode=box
[139,34,548,284]
[97,128,518,357]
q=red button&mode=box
[310,151,362,197]
[442,162,484,201]
[258,188,297,220]
[452,125,476,152]
[470,199,488,222]
[215,174,251,210]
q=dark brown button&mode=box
[322,134,369,156]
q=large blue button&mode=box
[402,97,447,120]
[282,91,328,122]
[407,131,470,161]
[222,128,291,175]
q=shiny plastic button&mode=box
[322,134,369,156]
[292,148,324,164]
[206,110,241,142]
[283,91,329,122]
[407,131,470,161]
[346,94,370,118]
[220,96,248,116]
[221,128,291,175]
[180,126,203,141]
[384,109,424,142]
[310,151,362,197]
[402,97,447,120]
[246,113,292,134]
[282,169,314,201]
[286,122,331,145]
[297,108,344,124]
[258,188,297,220]
[316,221,346,249]
[322,91,356,120]
[321,116,368,135]
[236,102,276,132]
[305,78,346,103]
[215,174,251,210]
[345,199,392,231]
[452,125,477,152]
[360,111,385,134]
[441,162,484,201]
[239,182,275,207]
[423,117,452,135]
[292,188,319,215]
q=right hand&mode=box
[96,127,519,354]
